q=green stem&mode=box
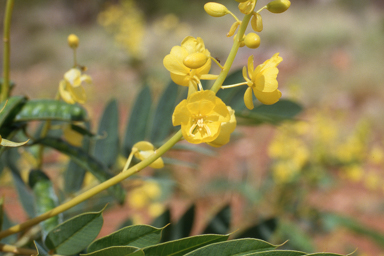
[0,130,183,240]
[211,13,252,93]
[0,10,254,241]
[1,0,14,102]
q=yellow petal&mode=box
[239,0,255,14]
[64,68,82,87]
[63,124,83,146]
[172,99,189,126]
[181,36,205,54]
[187,100,215,116]
[244,87,255,110]
[247,55,254,80]
[80,74,93,84]
[195,57,211,76]
[149,157,164,169]
[67,84,86,104]
[170,72,190,87]
[163,54,189,76]
[253,88,282,105]
[207,107,237,147]
[1,138,29,147]
[59,80,76,104]
[255,67,279,92]
[133,141,155,151]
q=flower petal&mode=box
[67,84,86,104]
[172,99,189,126]
[64,68,82,87]
[253,88,282,105]
[1,138,29,147]
[207,107,236,147]
[255,67,279,92]
[170,72,190,87]
[59,80,76,104]
[247,55,254,80]
[244,86,255,110]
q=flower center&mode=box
[189,115,211,137]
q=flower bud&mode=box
[204,2,229,17]
[183,52,208,69]
[67,34,79,49]
[244,33,261,49]
[267,0,291,13]
[227,21,240,37]
[251,12,263,32]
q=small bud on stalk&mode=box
[204,2,229,17]
[244,33,261,49]
[68,34,79,49]
[183,53,208,69]
[267,0,291,13]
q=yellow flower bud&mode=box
[267,0,291,13]
[67,34,79,48]
[227,21,241,37]
[251,12,263,32]
[183,52,208,69]
[244,33,261,49]
[204,2,229,17]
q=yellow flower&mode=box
[132,141,164,169]
[243,53,282,109]
[238,0,256,15]
[207,106,236,147]
[172,90,230,144]
[62,124,83,147]
[59,68,92,104]
[163,36,212,89]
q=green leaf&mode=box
[38,137,125,204]
[323,213,384,249]
[81,246,143,256]
[45,207,105,255]
[203,204,231,235]
[143,234,229,256]
[123,86,152,157]
[13,99,88,122]
[243,250,306,256]
[94,99,119,168]
[236,218,277,241]
[150,81,179,144]
[184,238,277,256]
[236,100,303,126]
[278,220,315,252]
[34,241,50,256]
[151,208,172,243]
[0,207,17,244]
[0,96,26,123]
[306,254,346,256]
[29,169,60,238]
[170,204,195,240]
[87,225,165,253]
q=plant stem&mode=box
[1,0,14,102]
[0,243,37,255]
[211,13,252,93]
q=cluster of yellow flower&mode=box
[127,180,165,223]
[97,0,145,60]
[268,109,384,191]
[164,0,290,145]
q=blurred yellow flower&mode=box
[132,141,164,169]
[172,90,231,144]
[243,53,282,109]
[62,124,83,147]
[163,36,213,89]
[59,68,92,104]
[207,106,237,147]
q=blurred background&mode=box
[1,0,384,255]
